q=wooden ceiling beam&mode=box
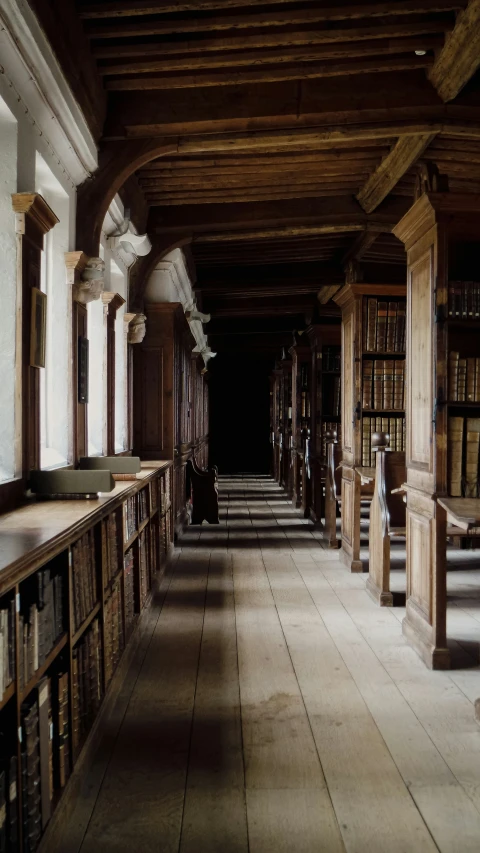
[138,155,389,176]
[98,36,444,76]
[140,169,372,188]
[341,230,381,266]
[429,0,480,101]
[106,55,434,90]
[95,20,452,51]
[146,188,362,205]
[356,132,437,213]
[81,1,466,23]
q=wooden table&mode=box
[437,497,480,532]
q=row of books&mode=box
[138,488,149,525]
[448,281,480,319]
[102,512,120,589]
[72,620,102,755]
[124,495,137,543]
[20,671,69,853]
[18,572,64,690]
[160,474,172,515]
[320,421,342,462]
[322,375,341,418]
[124,549,135,635]
[71,531,97,633]
[150,479,158,513]
[322,346,341,372]
[0,741,18,853]
[138,530,149,609]
[448,352,480,402]
[363,360,405,411]
[0,603,15,702]
[104,580,123,689]
[364,299,406,353]
[160,512,171,560]
[362,417,406,467]
[448,417,480,497]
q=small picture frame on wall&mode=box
[30,287,47,368]
[78,336,89,403]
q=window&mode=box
[0,97,18,482]
[35,154,71,469]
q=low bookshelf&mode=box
[0,462,173,852]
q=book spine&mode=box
[449,351,460,402]
[448,417,464,496]
[376,303,388,353]
[366,299,377,352]
[383,360,394,409]
[386,303,397,353]
[465,418,480,498]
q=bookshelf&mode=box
[306,323,341,524]
[394,192,480,669]
[275,356,293,495]
[289,340,311,510]
[133,303,208,538]
[333,283,407,571]
[0,462,173,851]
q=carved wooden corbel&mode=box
[125,312,146,344]
[414,161,449,201]
[66,252,105,303]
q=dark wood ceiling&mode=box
[30,0,480,351]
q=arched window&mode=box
[0,97,18,483]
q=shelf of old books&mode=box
[0,461,173,852]
[333,283,406,571]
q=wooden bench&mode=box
[324,435,342,548]
[367,433,406,606]
[186,456,220,525]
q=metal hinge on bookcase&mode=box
[432,398,438,430]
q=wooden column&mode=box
[12,193,58,477]
[124,312,146,453]
[393,192,480,668]
[101,292,125,456]
[66,251,89,463]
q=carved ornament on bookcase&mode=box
[124,312,147,344]
[345,260,364,285]
[414,162,449,201]
[66,252,106,304]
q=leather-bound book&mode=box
[465,418,480,498]
[466,358,476,402]
[373,360,383,410]
[366,298,377,352]
[383,360,394,409]
[476,358,480,402]
[395,303,406,352]
[37,677,52,829]
[376,302,388,352]
[386,303,397,353]
[362,361,373,409]
[457,358,467,402]
[362,418,371,466]
[393,361,404,409]
[448,417,464,497]
[448,281,456,317]
[448,351,460,401]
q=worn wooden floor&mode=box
[53,475,480,853]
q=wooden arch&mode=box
[76,138,178,256]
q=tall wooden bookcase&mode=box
[278,357,293,495]
[334,283,407,571]
[394,192,480,669]
[289,340,311,510]
[306,323,341,524]
[271,363,283,482]
[133,302,204,536]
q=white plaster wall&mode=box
[0,96,18,482]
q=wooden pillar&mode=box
[66,252,89,463]
[392,192,480,669]
[124,312,146,453]
[12,193,59,477]
[101,292,125,456]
